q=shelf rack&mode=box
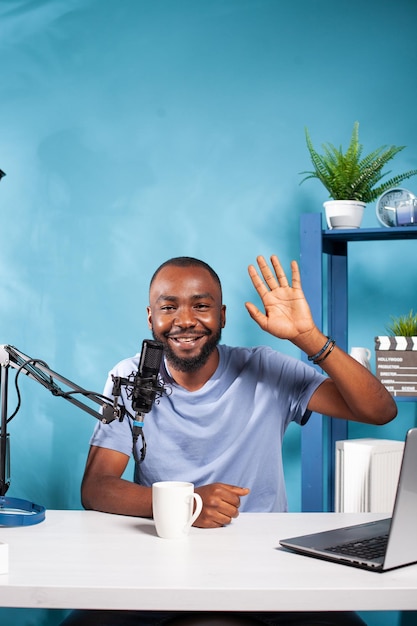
[299,212,417,512]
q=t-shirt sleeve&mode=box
[261,347,327,427]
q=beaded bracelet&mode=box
[314,339,336,364]
[307,337,332,362]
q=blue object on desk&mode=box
[0,496,46,526]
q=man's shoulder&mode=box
[219,344,308,376]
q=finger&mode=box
[195,502,237,528]
[228,485,251,497]
[290,260,301,288]
[256,255,279,290]
[219,502,241,521]
[270,255,289,287]
[245,302,268,330]
[220,486,250,516]
[195,512,230,529]
[210,499,242,526]
[223,486,250,507]
[248,264,269,298]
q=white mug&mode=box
[152,481,203,539]
[350,347,372,371]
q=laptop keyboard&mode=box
[325,534,388,560]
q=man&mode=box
[61,255,397,626]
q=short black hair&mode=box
[149,257,222,295]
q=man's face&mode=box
[147,265,226,373]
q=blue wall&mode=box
[1,1,416,624]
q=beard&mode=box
[152,326,222,373]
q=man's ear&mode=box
[147,306,152,329]
[221,304,226,328]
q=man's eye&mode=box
[161,305,175,311]
[195,303,210,310]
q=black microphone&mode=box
[131,339,164,457]
[132,339,164,414]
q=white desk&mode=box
[0,511,416,612]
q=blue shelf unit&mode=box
[299,213,417,513]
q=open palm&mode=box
[245,255,314,341]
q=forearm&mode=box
[81,474,153,517]
[298,329,397,425]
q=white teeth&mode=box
[174,337,197,343]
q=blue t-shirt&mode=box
[90,344,326,512]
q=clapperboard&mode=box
[375,336,417,397]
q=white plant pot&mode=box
[323,200,366,230]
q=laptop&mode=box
[279,427,417,572]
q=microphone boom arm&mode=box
[0,345,120,422]
[0,344,124,497]
[0,340,165,497]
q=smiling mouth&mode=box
[167,334,208,346]
[168,335,204,343]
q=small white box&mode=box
[335,439,404,513]
[0,541,8,574]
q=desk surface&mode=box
[0,510,416,611]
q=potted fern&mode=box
[375,310,417,397]
[301,122,417,229]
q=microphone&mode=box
[132,339,164,415]
[131,339,165,458]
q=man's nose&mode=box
[174,306,196,326]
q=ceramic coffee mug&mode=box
[350,347,372,371]
[152,481,203,539]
